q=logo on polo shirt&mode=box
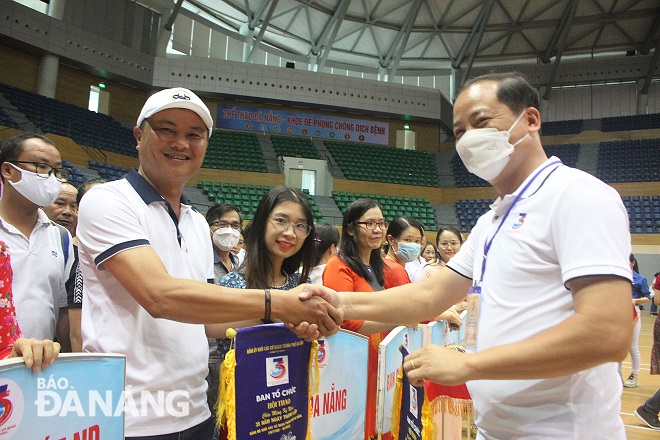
[512,213,527,229]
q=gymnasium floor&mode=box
[621,311,660,439]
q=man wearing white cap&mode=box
[77,88,341,438]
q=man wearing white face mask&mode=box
[306,72,633,439]
[203,203,243,427]
[205,203,243,283]
[0,133,74,342]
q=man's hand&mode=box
[274,284,343,337]
[403,345,470,387]
[296,284,345,313]
[10,338,61,373]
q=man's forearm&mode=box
[343,273,470,325]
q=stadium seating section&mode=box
[454,199,492,232]
[61,160,87,184]
[540,119,583,136]
[87,160,130,181]
[331,191,436,230]
[0,108,21,129]
[1,82,658,233]
[598,139,660,183]
[456,196,660,234]
[271,136,322,160]
[622,195,660,234]
[198,181,323,222]
[602,114,660,132]
[0,83,136,156]
[203,130,268,173]
[450,153,490,188]
[325,141,438,187]
[543,143,580,168]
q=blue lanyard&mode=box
[479,160,562,283]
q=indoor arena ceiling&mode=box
[141,0,660,87]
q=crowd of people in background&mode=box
[0,73,658,439]
[0,127,466,439]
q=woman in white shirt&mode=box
[308,223,339,284]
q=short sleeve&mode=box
[446,224,480,280]
[322,256,359,292]
[322,256,366,331]
[77,185,150,269]
[551,176,631,285]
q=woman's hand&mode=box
[10,338,61,373]
[452,300,468,313]
[434,308,462,329]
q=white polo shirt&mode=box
[77,170,214,436]
[0,209,72,340]
[447,157,631,439]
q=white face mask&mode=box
[212,227,240,251]
[456,111,529,182]
[7,162,62,206]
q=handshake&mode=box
[274,284,345,341]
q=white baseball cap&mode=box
[137,87,213,137]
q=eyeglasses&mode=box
[269,216,312,238]
[356,220,389,231]
[10,161,70,182]
[438,240,461,248]
[209,220,241,231]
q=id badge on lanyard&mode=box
[464,159,562,350]
[464,284,481,349]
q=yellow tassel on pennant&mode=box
[421,391,434,440]
[217,329,237,440]
[306,340,320,440]
[390,368,404,439]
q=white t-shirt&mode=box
[77,170,214,436]
[447,158,631,439]
[309,263,326,285]
[0,210,71,339]
[405,256,425,283]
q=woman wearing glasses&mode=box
[418,226,468,438]
[420,226,464,279]
[207,186,316,439]
[419,226,465,327]
[205,203,243,283]
[211,187,316,353]
[322,198,395,440]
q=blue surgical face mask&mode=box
[394,240,421,263]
